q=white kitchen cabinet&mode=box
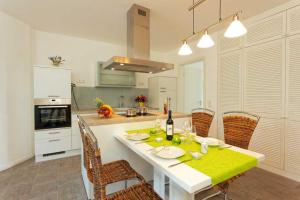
[148,76,177,111]
[35,128,72,155]
[135,72,149,88]
[34,66,71,99]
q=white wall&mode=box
[33,30,168,88]
[0,11,33,171]
[165,35,218,137]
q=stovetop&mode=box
[118,113,157,118]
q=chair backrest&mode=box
[78,119,88,169]
[78,118,100,183]
[223,111,260,149]
[192,108,215,137]
[85,132,105,200]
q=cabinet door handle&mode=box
[48,132,60,135]
[49,139,60,142]
[48,95,60,98]
[160,91,166,93]
[160,87,166,89]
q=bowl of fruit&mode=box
[95,97,113,118]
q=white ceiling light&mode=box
[224,14,247,38]
[178,41,192,56]
[178,0,247,55]
[197,30,215,48]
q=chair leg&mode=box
[224,192,232,200]
[201,191,222,200]
[125,180,128,189]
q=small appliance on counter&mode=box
[137,106,148,115]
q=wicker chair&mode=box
[192,108,215,137]
[85,130,162,200]
[78,119,147,192]
[78,119,94,182]
[204,111,260,200]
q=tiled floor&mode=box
[1,155,300,200]
[0,156,86,200]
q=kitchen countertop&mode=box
[72,107,160,115]
[79,110,191,126]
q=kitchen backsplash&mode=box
[72,87,148,110]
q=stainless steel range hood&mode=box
[103,4,174,74]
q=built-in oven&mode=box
[34,99,71,130]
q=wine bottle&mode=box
[166,110,174,141]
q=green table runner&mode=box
[127,128,257,185]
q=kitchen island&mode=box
[78,111,191,199]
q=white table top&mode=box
[114,132,265,194]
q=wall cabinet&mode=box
[34,66,71,99]
[148,77,177,111]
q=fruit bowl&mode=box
[97,104,113,118]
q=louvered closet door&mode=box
[244,39,284,117]
[218,50,242,139]
[245,12,285,46]
[287,35,300,120]
[219,32,242,54]
[286,34,300,174]
[287,5,300,35]
[245,39,285,169]
[249,118,284,168]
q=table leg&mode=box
[169,180,194,200]
[153,167,165,199]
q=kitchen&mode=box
[1,0,300,200]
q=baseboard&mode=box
[0,153,34,172]
[35,149,81,162]
[258,163,300,182]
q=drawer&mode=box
[35,128,71,140]
[35,136,71,155]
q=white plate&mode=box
[153,146,185,159]
[194,136,220,146]
[126,133,150,141]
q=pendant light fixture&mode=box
[197,30,215,48]
[178,41,193,55]
[178,0,247,56]
[224,14,247,38]
[178,0,196,56]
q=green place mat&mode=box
[127,128,258,185]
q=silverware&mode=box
[168,159,193,168]
[219,144,232,149]
[135,139,154,144]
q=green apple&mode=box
[172,135,181,145]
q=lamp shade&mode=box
[178,41,192,56]
[224,15,247,38]
[197,31,215,48]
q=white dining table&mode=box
[114,131,265,200]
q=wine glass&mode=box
[154,117,161,133]
[183,120,192,144]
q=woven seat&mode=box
[108,182,162,200]
[85,130,162,200]
[78,119,145,187]
[192,108,215,137]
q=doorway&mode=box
[183,60,205,113]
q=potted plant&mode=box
[135,95,147,107]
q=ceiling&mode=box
[0,0,290,52]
